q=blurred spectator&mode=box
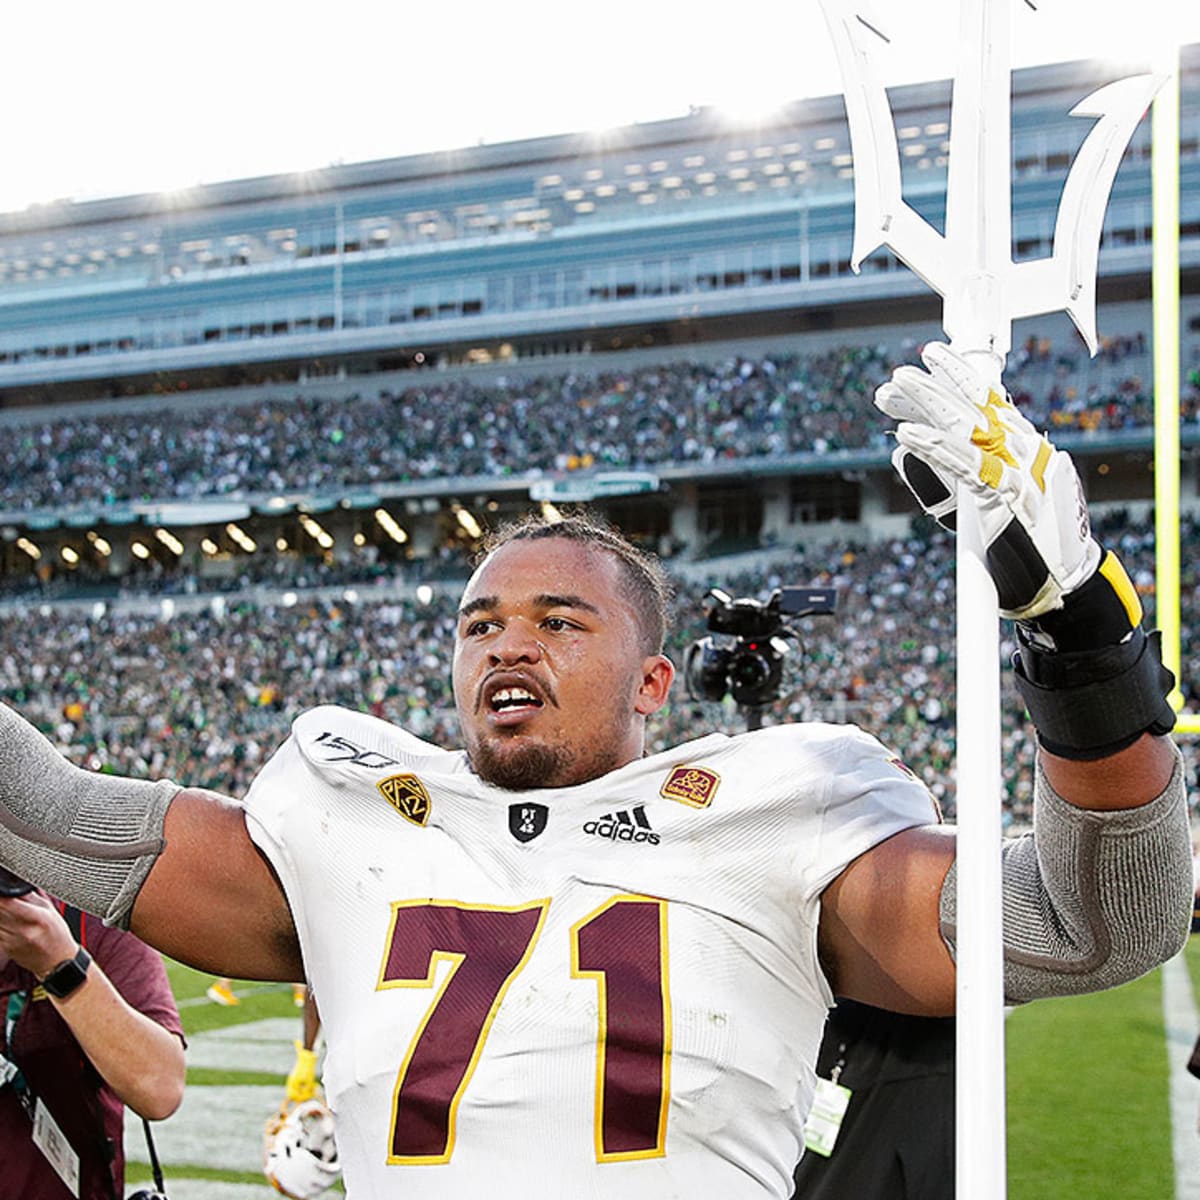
[0,332,1181,514]
[0,509,1190,829]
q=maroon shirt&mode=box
[0,901,184,1200]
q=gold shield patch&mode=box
[377,774,432,827]
[660,765,720,809]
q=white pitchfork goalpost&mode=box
[818,2,1182,1196]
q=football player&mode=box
[0,346,1189,1198]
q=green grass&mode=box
[165,959,300,1087]
[1006,963,1175,1199]
[186,1066,284,1087]
[1186,930,1200,997]
[126,1160,274,1188]
[165,959,300,1037]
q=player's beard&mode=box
[459,664,645,790]
[469,736,576,791]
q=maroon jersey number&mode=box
[379,895,671,1164]
[571,896,671,1160]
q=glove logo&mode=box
[970,390,1019,489]
[1074,476,1092,540]
[875,341,1103,621]
[971,391,1054,496]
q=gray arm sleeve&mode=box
[0,702,180,928]
[939,746,1192,1004]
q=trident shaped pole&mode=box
[817,2,1163,1196]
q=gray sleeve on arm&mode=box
[0,702,180,928]
[939,746,1193,1004]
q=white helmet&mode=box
[264,1099,342,1199]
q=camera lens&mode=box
[729,644,784,707]
[0,866,32,897]
[684,638,733,702]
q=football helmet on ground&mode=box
[263,1098,341,1199]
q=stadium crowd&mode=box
[0,510,1192,830]
[0,332,1189,513]
[1,330,1195,832]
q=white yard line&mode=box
[1162,950,1200,1199]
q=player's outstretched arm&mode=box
[0,701,302,981]
[132,787,303,980]
[820,345,1192,1014]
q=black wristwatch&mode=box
[40,945,92,999]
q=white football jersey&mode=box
[243,706,937,1199]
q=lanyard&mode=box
[3,983,119,1200]
[2,987,34,1116]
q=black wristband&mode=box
[39,945,92,999]
[1013,626,1177,760]
[1020,548,1139,652]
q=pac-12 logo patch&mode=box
[509,802,549,843]
[377,774,432,827]
[660,765,720,809]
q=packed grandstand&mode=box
[1,48,1198,837]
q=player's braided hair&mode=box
[479,511,673,655]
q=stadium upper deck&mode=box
[0,49,1196,404]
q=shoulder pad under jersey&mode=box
[289,705,461,788]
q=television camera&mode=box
[683,585,837,728]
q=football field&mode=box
[129,942,1200,1198]
[1007,936,1200,1199]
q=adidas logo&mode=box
[583,804,660,845]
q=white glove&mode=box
[874,342,1102,621]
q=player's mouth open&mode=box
[488,686,544,724]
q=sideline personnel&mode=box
[0,878,185,1200]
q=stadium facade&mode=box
[2,47,1198,596]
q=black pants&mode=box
[792,1002,954,1200]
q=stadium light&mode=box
[60,546,79,566]
[454,506,482,539]
[226,524,258,553]
[16,537,41,560]
[374,508,408,544]
[299,513,334,550]
[130,541,151,560]
[155,528,185,556]
[86,531,112,557]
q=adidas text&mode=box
[583,804,660,845]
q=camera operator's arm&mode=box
[818,344,1191,1015]
[0,891,185,1120]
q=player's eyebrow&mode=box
[458,593,601,620]
[458,595,497,620]
[534,593,601,615]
